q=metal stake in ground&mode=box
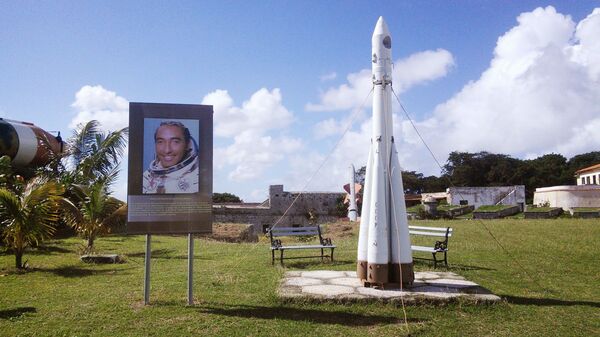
[144,234,151,305]
[188,233,194,305]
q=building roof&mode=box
[575,163,600,175]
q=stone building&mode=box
[213,185,344,233]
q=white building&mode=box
[533,185,600,212]
[575,163,600,185]
[445,186,526,211]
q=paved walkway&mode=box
[279,270,501,304]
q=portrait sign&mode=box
[127,102,213,234]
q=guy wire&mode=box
[390,88,553,295]
[220,88,375,279]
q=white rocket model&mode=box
[348,164,358,221]
[357,17,414,287]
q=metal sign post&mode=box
[144,234,151,305]
[187,233,194,305]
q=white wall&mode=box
[533,185,600,212]
[447,186,526,210]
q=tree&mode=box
[401,171,424,194]
[565,151,600,183]
[66,174,125,252]
[64,120,128,186]
[61,121,128,252]
[0,178,68,269]
[212,192,242,203]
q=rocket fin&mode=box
[389,142,414,285]
[366,143,390,284]
[356,146,373,280]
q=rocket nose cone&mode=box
[373,16,390,36]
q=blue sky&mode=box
[1,1,599,201]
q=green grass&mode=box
[525,207,561,212]
[437,204,463,211]
[1,219,599,336]
[406,204,423,213]
[474,205,516,212]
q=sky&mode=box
[1,1,599,202]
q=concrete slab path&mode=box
[279,270,501,304]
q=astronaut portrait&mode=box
[142,119,199,194]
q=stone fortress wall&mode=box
[213,185,344,233]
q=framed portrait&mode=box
[127,103,213,234]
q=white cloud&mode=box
[570,8,600,81]
[320,72,337,82]
[312,109,367,140]
[419,6,600,163]
[202,88,293,137]
[223,130,302,182]
[68,85,130,201]
[305,49,455,112]
[393,49,456,92]
[296,6,600,195]
[203,88,302,183]
[69,85,129,132]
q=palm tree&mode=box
[66,171,125,253]
[61,121,128,252]
[65,120,128,186]
[0,178,68,269]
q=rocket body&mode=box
[0,118,63,167]
[348,164,358,221]
[357,17,414,286]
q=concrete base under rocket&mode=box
[357,261,414,287]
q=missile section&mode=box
[348,164,358,221]
[0,118,63,167]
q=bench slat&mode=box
[271,232,319,237]
[271,245,336,250]
[270,227,320,236]
[408,225,452,232]
[409,230,452,237]
[411,245,446,252]
[272,226,319,232]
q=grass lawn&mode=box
[1,219,599,336]
[524,207,561,212]
[474,205,516,212]
[436,205,463,211]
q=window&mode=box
[459,200,468,205]
[594,175,597,185]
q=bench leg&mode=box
[444,251,448,267]
[280,250,284,266]
[321,248,324,262]
[331,248,335,262]
[432,252,438,268]
[271,250,275,265]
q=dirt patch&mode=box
[323,220,359,239]
[205,223,258,243]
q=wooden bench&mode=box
[408,225,453,268]
[268,226,336,265]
